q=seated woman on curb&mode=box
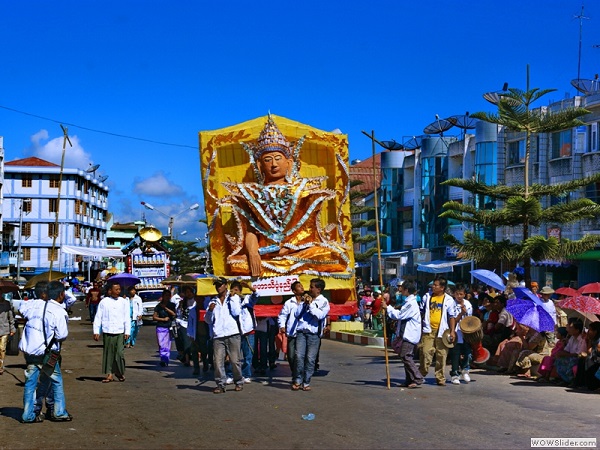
[554,318,586,386]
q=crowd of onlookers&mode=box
[353,277,600,391]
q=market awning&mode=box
[61,245,125,258]
[568,250,600,261]
[417,259,472,274]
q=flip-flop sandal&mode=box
[117,376,125,382]
[102,377,113,383]
[302,386,311,391]
[291,384,301,391]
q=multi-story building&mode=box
[370,77,600,288]
[2,156,110,276]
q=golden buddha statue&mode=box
[219,116,350,278]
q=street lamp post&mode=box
[141,202,200,240]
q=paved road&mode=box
[1,301,598,449]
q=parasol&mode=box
[108,273,141,287]
[0,280,20,294]
[470,269,505,292]
[25,271,68,289]
[555,287,579,298]
[162,274,197,286]
[578,282,600,295]
[506,298,555,332]
[557,295,600,315]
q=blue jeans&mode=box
[89,304,98,322]
[450,342,472,377]
[241,333,254,378]
[294,332,320,387]
[23,355,69,422]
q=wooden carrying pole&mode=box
[362,130,391,389]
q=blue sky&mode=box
[1,1,599,240]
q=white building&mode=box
[2,156,110,276]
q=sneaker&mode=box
[243,377,252,383]
[461,369,471,383]
[226,377,234,385]
[451,376,460,385]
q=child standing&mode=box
[450,284,473,384]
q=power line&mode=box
[0,104,197,149]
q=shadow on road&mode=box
[0,407,23,422]
[75,376,108,383]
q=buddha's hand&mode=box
[249,252,262,277]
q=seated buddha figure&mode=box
[220,116,349,278]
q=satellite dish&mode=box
[449,113,477,130]
[423,116,455,135]
[570,78,599,95]
[483,83,521,106]
[86,164,100,173]
[98,175,109,182]
[403,136,422,151]
[379,140,404,151]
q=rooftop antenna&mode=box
[98,175,109,183]
[574,4,589,82]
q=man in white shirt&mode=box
[204,278,244,393]
[230,280,258,383]
[93,280,130,383]
[278,281,304,385]
[19,281,72,423]
[386,281,423,388]
[291,278,330,391]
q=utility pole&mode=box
[16,198,30,284]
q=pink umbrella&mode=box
[579,282,600,295]
[555,287,578,297]
[557,296,600,315]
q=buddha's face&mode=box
[259,151,292,183]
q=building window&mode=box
[507,140,525,165]
[49,198,58,213]
[75,223,81,238]
[551,129,572,159]
[22,199,32,213]
[22,174,33,188]
[49,175,60,188]
[48,248,58,261]
[22,248,31,261]
[22,222,31,237]
[48,223,58,237]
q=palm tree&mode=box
[441,68,600,286]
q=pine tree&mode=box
[441,72,600,286]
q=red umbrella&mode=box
[555,287,579,297]
[557,296,600,315]
[579,282,600,295]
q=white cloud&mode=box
[132,172,184,197]
[27,129,94,170]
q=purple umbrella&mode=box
[108,272,140,287]
[506,298,555,332]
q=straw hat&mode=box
[441,329,455,348]
[539,286,555,295]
